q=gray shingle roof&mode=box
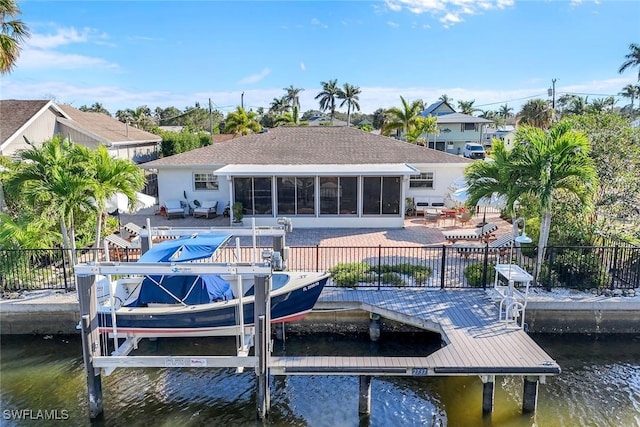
[57,105,161,144]
[0,100,53,143]
[144,126,473,168]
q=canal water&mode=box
[1,333,639,426]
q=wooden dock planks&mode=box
[269,288,560,377]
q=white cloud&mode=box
[310,17,329,29]
[28,27,93,49]
[385,0,514,27]
[237,68,271,85]
[387,21,400,28]
[300,62,306,71]
[18,49,118,70]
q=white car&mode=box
[463,143,486,160]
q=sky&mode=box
[2,0,639,116]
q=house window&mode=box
[194,172,219,190]
[276,176,315,215]
[409,172,434,189]
[233,177,273,215]
[461,123,475,131]
[362,176,401,215]
[320,176,358,215]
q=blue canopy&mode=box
[138,233,232,263]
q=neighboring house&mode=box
[142,126,473,228]
[0,100,161,163]
[482,126,516,151]
[419,101,493,155]
[306,114,348,127]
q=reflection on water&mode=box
[1,333,639,427]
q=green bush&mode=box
[380,272,405,287]
[413,270,429,286]
[463,262,496,287]
[551,249,609,290]
[330,262,375,287]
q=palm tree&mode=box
[0,0,30,74]
[517,99,553,129]
[438,94,453,105]
[405,115,439,146]
[225,106,262,137]
[269,96,289,115]
[618,43,640,81]
[619,84,640,115]
[457,100,477,115]
[79,102,111,116]
[6,137,95,265]
[315,79,340,123]
[383,96,423,137]
[337,83,361,126]
[465,123,597,282]
[283,85,304,110]
[274,105,300,127]
[77,144,146,254]
[498,104,513,120]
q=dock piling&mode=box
[358,376,372,415]
[369,313,381,342]
[77,275,104,419]
[522,376,539,413]
[255,275,271,420]
[481,375,495,414]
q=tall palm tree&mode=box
[337,83,361,126]
[283,85,304,110]
[383,96,423,137]
[269,96,289,115]
[618,43,640,82]
[457,100,477,115]
[0,0,30,74]
[77,144,146,253]
[517,99,553,129]
[498,104,513,120]
[465,123,597,282]
[438,94,453,105]
[225,106,262,137]
[619,84,640,115]
[315,79,340,123]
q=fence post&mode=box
[546,247,553,291]
[611,244,619,290]
[440,245,446,289]
[481,242,489,290]
[315,245,320,272]
[377,245,382,290]
[60,248,69,292]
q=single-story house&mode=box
[142,126,473,228]
[0,99,161,163]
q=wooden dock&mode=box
[271,288,560,377]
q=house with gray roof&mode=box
[0,100,161,163]
[143,126,472,228]
[420,101,493,155]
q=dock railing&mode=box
[1,244,638,292]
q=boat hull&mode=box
[98,274,329,337]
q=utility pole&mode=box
[548,78,557,110]
[241,92,244,110]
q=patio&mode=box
[117,208,513,248]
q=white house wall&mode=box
[1,109,60,157]
[405,163,468,207]
[158,167,230,211]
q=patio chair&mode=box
[424,212,440,227]
[104,234,134,261]
[123,222,142,236]
[193,200,218,219]
[164,200,185,219]
[453,234,515,259]
[443,222,498,243]
[457,211,474,227]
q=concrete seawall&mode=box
[1,290,639,335]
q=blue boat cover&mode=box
[138,233,231,263]
[128,274,234,307]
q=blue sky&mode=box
[2,0,639,115]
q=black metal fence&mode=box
[1,243,638,292]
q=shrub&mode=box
[380,272,405,287]
[551,249,609,290]
[330,262,374,287]
[413,270,429,286]
[463,262,496,287]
